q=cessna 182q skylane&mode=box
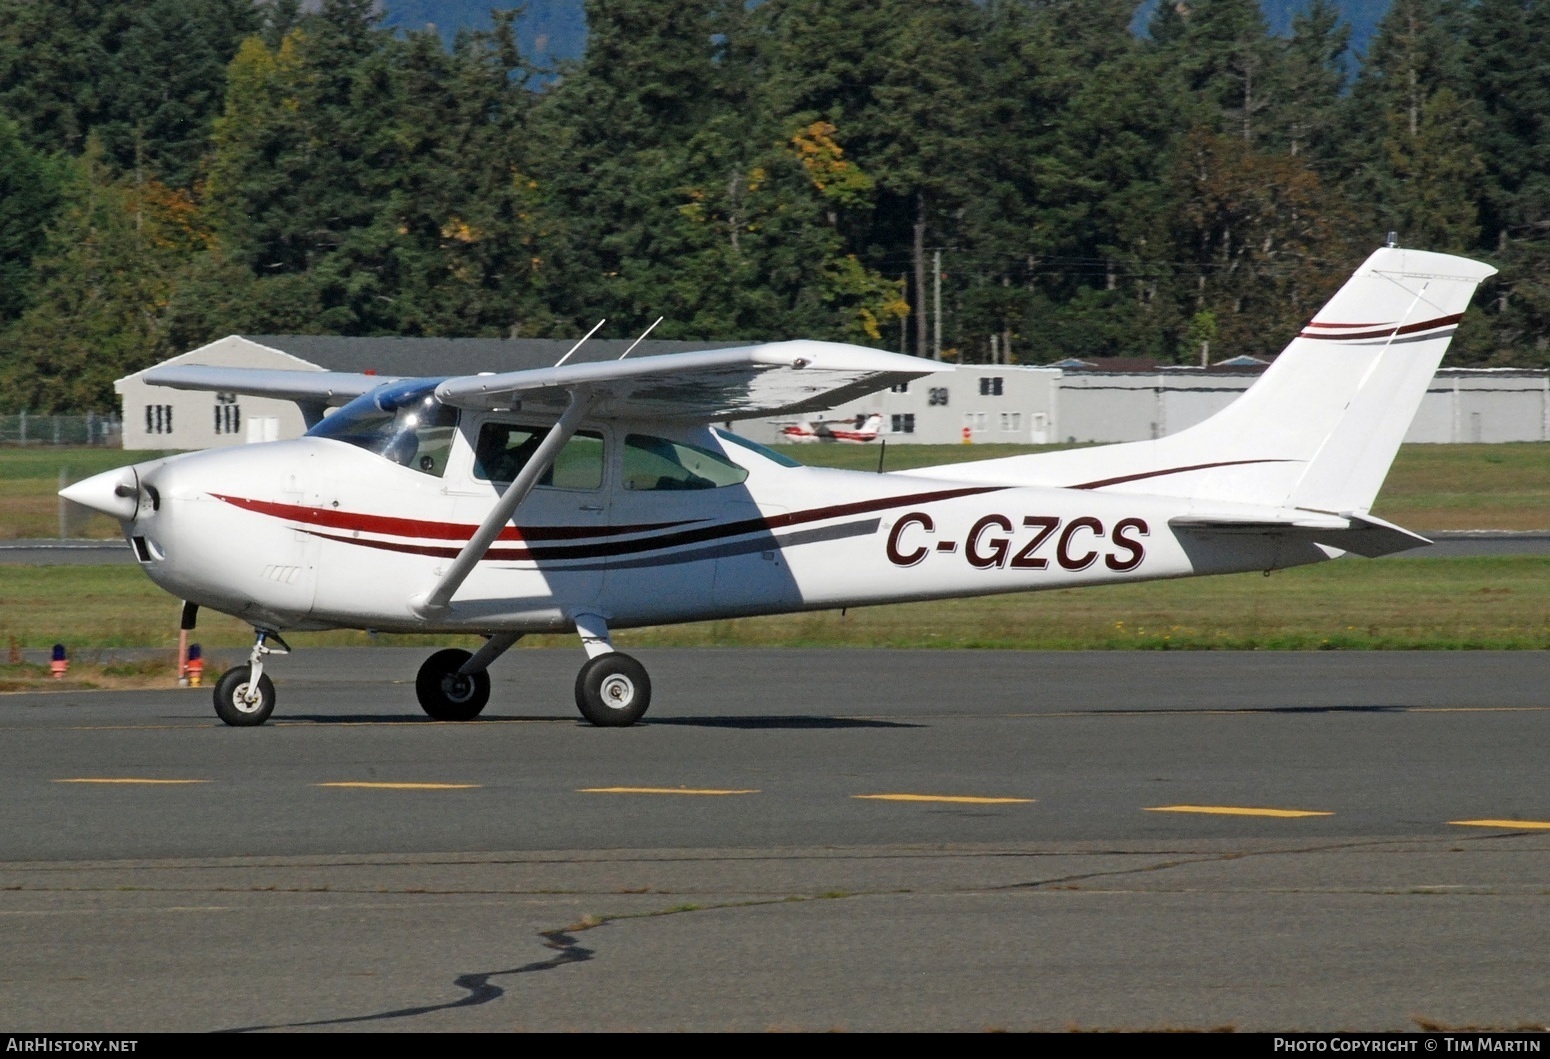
[62,246,1493,728]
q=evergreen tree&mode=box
[1277,0,1351,165]
[1149,0,1278,143]
[0,1,255,187]
[0,118,67,323]
[0,142,210,411]
[1461,0,1550,364]
[1340,0,1476,248]
[531,0,737,334]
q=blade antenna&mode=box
[618,316,664,360]
[554,319,606,368]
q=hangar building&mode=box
[116,335,1550,451]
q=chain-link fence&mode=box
[0,413,121,447]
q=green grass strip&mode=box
[3,556,1548,652]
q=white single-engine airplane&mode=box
[779,412,883,443]
[63,246,1492,728]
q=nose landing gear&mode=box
[213,629,289,727]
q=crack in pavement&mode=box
[995,832,1532,892]
[217,924,596,1032]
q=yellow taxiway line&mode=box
[853,793,1034,805]
[53,778,210,785]
[578,786,760,796]
[1449,819,1550,831]
[315,782,480,790]
[1146,804,1332,818]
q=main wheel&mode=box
[213,664,275,727]
[575,653,651,727]
[416,648,490,721]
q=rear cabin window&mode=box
[473,423,604,490]
[622,434,749,490]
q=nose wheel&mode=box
[213,665,275,726]
[213,629,288,727]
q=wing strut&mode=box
[411,388,596,617]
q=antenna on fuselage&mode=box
[618,316,664,360]
[554,319,606,368]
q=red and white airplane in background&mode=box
[778,412,883,443]
[62,246,1493,728]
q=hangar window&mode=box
[145,404,173,435]
[891,414,915,434]
[979,376,1004,396]
[214,393,241,435]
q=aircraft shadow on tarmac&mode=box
[645,715,922,729]
[1085,704,1414,715]
[262,713,921,728]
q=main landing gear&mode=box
[411,615,650,727]
[413,615,652,726]
[413,632,521,720]
[571,613,651,727]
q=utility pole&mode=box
[932,248,942,361]
[913,192,928,360]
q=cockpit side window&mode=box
[307,382,458,477]
[622,434,750,490]
[473,423,605,490]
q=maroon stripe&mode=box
[1070,459,1292,491]
[1302,320,1392,329]
[1299,313,1462,342]
[211,493,703,542]
[298,484,1005,564]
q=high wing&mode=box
[142,365,401,427]
[143,340,944,425]
[433,340,945,421]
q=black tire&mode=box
[213,665,275,727]
[416,648,491,721]
[574,653,651,727]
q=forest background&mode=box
[2,0,1547,415]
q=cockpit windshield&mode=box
[307,380,459,477]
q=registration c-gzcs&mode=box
[885,513,1149,572]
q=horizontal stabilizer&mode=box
[1170,511,1431,558]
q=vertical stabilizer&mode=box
[1280,247,1495,513]
[902,247,1496,513]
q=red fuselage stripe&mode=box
[210,494,702,541]
[216,485,1005,562]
